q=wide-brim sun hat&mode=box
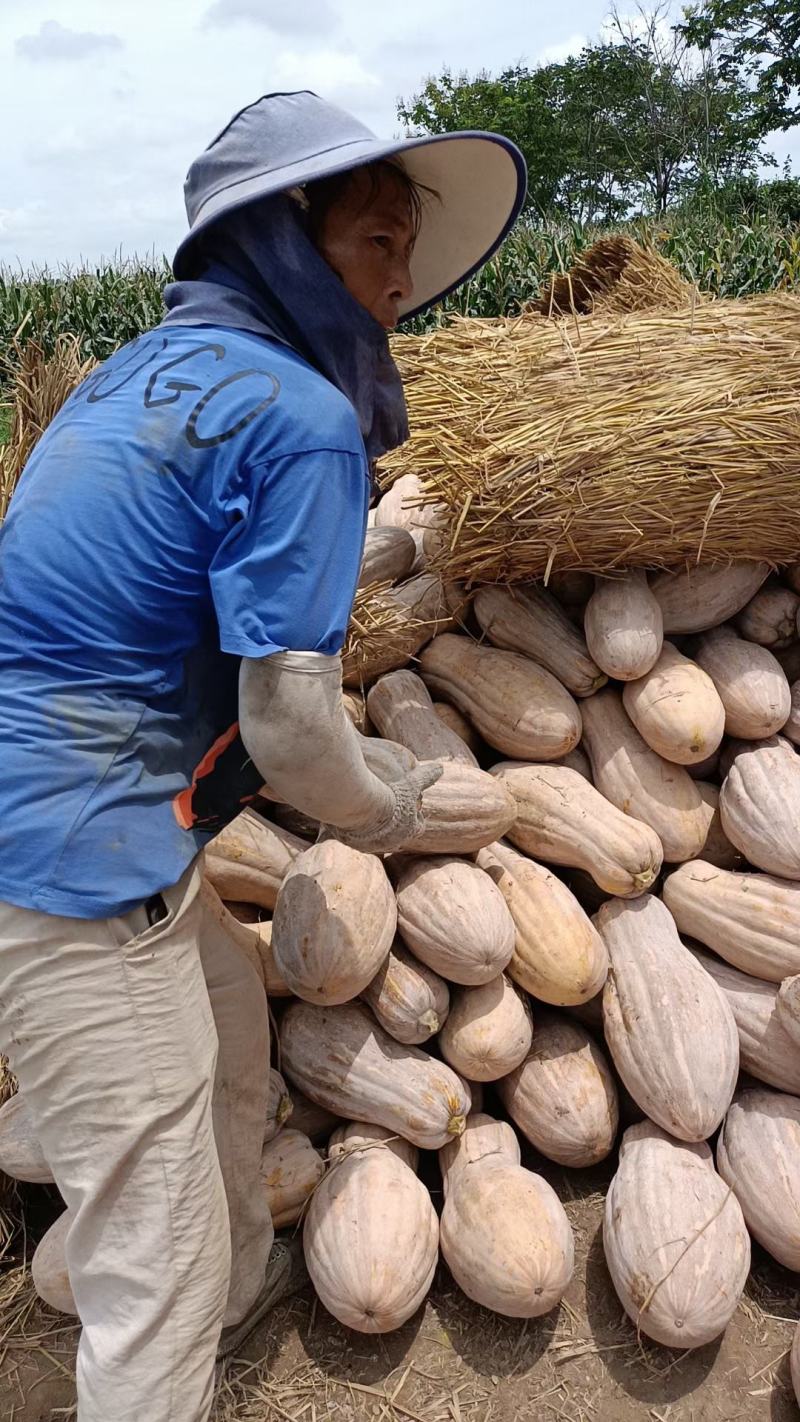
[173,90,527,321]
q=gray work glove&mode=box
[322,760,443,855]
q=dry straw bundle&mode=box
[385,293,800,585]
[535,234,698,317]
[0,336,94,520]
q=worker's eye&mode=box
[371,234,391,250]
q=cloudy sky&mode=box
[3,0,797,270]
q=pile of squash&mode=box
[2,479,800,1398]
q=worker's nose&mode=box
[389,257,414,305]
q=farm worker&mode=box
[0,92,525,1421]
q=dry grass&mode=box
[0,336,94,520]
[534,235,699,318]
[384,293,800,584]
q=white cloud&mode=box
[15,19,124,61]
[536,33,588,63]
[202,0,337,36]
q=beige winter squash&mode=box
[280,1001,470,1149]
[342,689,371,735]
[598,895,739,1141]
[694,781,743,871]
[375,473,445,554]
[440,1112,520,1197]
[717,731,795,781]
[476,840,609,1005]
[663,859,800,981]
[472,584,606,697]
[260,1129,324,1228]
[328,1120,418,1169]
[694,626,791,738]
[395,854,515,984]
[792,1323,800,1407]
[584,570,663,681]
[288,1091,341,1145]
[439,1113,574,1318]
[362,942,450,1045]
[433,701,483,754]
[357,526,416,589]
[205,810,305,910]
[580,689,708,862]
[303,1124,438,1333]
[0,1094,53,1184]
[32,1210,77,1315]
[736,581,800,649]
[264,1069,293,1144]
[498,1014,618,1167]
[691,947,800,1094]
[490,761,663,898]
[366,670,478,766]
[716,1088,800,1270]
[439,975,533,1082]
[405,761,517,854]
[420,633,582,761]
[783,679,800,744]
[603,1121,750,1349]
[776,974,800,1048]
[557,745,593,780]
[621,643,725,766]
[719,740,800,879]
[271,840,396,1005]
[650,561,770,634]
[343,573,465,687]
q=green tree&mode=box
[680,0,800,130]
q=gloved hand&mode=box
[322,760,443,854]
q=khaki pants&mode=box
[0,860,273,1422]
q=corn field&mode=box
[1,213,800,391]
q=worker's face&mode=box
[314,170,416,330]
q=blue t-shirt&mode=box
[0,324,370,918]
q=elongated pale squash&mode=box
[717,730,794,782]
[663,859,800,981]
[304,1124,438,1333]
[719,740,800,879]
[472,585,606,697]
[280,1001,470,1149]
[498,1014,618,1167]
[358,526,416,589]
[736,581,800,649]
[395,854,515,985]
[32,1211,77,1315]
[440,1112,519,1198]
[476,840,609,1005]
[598,895,739,1141]
[603,1121,750,1349]
[375,473,445,549]
[272,841,396,1005]
[406,761,517,854]
[433,701,483,754]
[420,633,582,761]
[0,1094,53,1184]
[783,679,800,744]
[264,1069,293,1144]
[694,626,790,738]
[260,1129,324,1228]
[650,561,770,634]
[694,781,743,871]
[205,811,305,910]
[584,570,663,681]
[439,975,533,1082]
[490,762,663,898]
[691,947,800,1094]
[580,689,708,862]
[776,974,800,1047]
[716,1088,800,1270]
[622,643,725,765]
[366,670,477,765]
[362,943,450,1045]
[439,1113,574,1318]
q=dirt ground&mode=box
[1,1153,798,1422]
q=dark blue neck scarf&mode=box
[160,193,409,463]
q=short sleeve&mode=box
[210,448,370,657]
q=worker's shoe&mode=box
[216,1236,307,1360]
